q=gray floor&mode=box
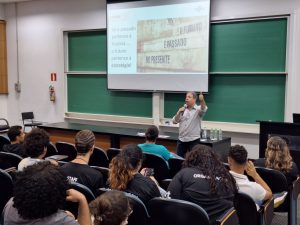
[271,197,300,225]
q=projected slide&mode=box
[107,0,210,92]
[137,17,208,73]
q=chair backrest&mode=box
[65,182,95,218]
[0,169,13,215]
[255,167,289,193]
[148,197,210,225]
[90,166,109,186]
[234,192,260,225]
[55,142,77,161]
[0,136,10,151]
[0,152,23,170]
[21,112,34,121]
[255,167,289,212]
[142,153,170,182]
[89,147,109,168]
[168,157,184,178]
[44,142,58,158]
[124,192,150,225]
[107,148,121,162]
[0,118,10,133]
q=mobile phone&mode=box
[144,168,154,176]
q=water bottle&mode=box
[202,127,207,139]
[218,129,223,140]
[210,128,214,140]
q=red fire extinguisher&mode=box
[49,85,55,102]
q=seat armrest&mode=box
[160,179,172,190]
[215,207,238,225]
[292,177,300,200]
[45,155,68,161]
[262,197,274,225]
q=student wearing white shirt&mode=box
[172,92,207,157]
[228,145,272,208]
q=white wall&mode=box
[4,0,106,125]
[2,0,300,158]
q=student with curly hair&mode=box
[3,161,91,225]
[89,190,131,225]
[254,136,299,185]
[108,144,160,205]
[168,144,237,225]
[18,128,57,171]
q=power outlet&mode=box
[15,82,21,93]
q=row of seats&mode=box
[1,142,300,225]
[0,168,237,225]
[44,142,183,183]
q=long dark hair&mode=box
[108,144,143,190]
[183,144,237,194]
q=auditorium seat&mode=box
[142,152,170,183]
[107,148,121,162]
[97,188,150,225]
[235,192,274,225]
[0,169,13,216]
[64,182,95,218]
[0,118,9,133]
[55,142,77,161]
[44,142,58,158]
[89,146,109,167]
[0,152,23,170]
[0,135,10,152]
[168,157,184,178]
[125,192,150,225]
[90,166,109,186]
[148,197,238,225]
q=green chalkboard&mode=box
[210,18,287,72]
[67,74,152,117]
[164,74,286,123]
[68,31,107,71]
[67,18,287,123]
[164,18,287,123]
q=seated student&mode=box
[18,128,57,171]
[108,144,161,205]
[2,125,26,157]
[228,145,272,208]
[3,161,91,225]
[138,125,174,163]
[254,136,299,186]
[61,130,103,195]
[168,144,237,225]
[89,190,132,225]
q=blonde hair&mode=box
[265,136,293,173]
[108,144,143,190]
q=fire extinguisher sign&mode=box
[51,73,57,81]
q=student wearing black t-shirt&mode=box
[2,125,26,157]
[108,144,161,205]
[168,144,237,225]
[61,130,103,195]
